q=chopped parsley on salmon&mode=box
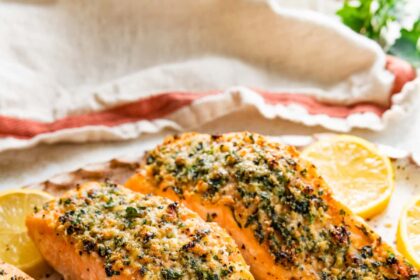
[26,182,253,280]
[126,132,419,279]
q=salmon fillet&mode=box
[26,182,253,280]
[126,132,420,279]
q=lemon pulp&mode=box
[397,196,420,270]
[301,135,394,219]
[0,189,53,276]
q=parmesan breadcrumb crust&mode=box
[127,132,419,279]
[27,182,253,280]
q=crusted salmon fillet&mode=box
[126,132,420,279]
[26,182,254,280]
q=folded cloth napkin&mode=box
[0,0,417,151]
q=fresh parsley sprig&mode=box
[389,21,420,67]
[337,0,419,67]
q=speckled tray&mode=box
[21,135,420,279]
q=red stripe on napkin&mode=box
[0,92,391,139]
[0,56,415,139]
[0,92,215,139]
[260,92,386,117]
[386,56,416,96]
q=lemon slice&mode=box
[0,189,53,276]
[397,196,420,270]
[301,135,394,219]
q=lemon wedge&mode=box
[0,189,53,276]
[301,135,394,219]
[397,195,420,270]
